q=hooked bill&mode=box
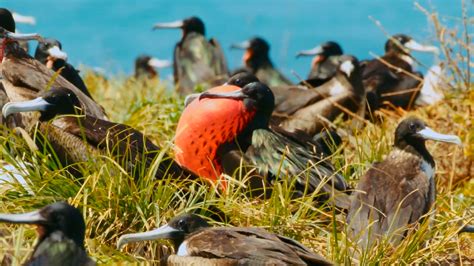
[174,85,255,187]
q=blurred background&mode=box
[1,0,466,81]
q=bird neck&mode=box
[395,138,435,167]
[246,54,272,71]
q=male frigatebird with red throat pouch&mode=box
[174,73,349,207]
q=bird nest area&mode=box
[0,10,473,266]
[0,71,471,265]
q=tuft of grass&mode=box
[0,1,473,265]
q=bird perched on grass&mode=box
[347,117,461,248]
[153,16,228,95]
[117,213,333,265]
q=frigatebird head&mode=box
[134,54,171,78]
[153,16,205,36]
[395,117,462,148]
[2,87,83,121]
[225,71,260,87]
[199,81,275,125]
[34,38,68,65]
[0,202,86,248]
[385,34,438,55]
[117,213,210,250]
[296,41,343,59]
[0,8,16,32]
[231,37,270,66]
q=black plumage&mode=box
[0,202,95,266]
[231,37,292,87]
[297,41,343,82]
[153,16,228,95]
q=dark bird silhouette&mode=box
[153,16,228,95]
[297,41,343,82]
[2,87,189,179]
[34,38,93,99]
[362,34,438,112]
[117,213,333,265]
[347,117,461,248]
[0,202,95,266]
[274,55,366,137]
[231,37,292,87]
[134,54,171,79]
[174,74,349,207]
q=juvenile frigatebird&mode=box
[0,202,95,266]
[231,37,292,87]
[117,213,333,265]
[362,34,438,112]
[296,41,343,83]
[134,54,171,79]
[174,74,349,207]
[34,38,93,99]
[347,117,461,248]
[273,55,365,137]
[153,16,228,95]
[2,87,188,179]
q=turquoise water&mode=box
[1,0,467,81]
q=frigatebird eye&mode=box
[177,219,185,229]
[409,123,416,131]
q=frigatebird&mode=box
[0,202,95,266]
[153,16,228,95]
[174,74,349,207]
[296,41,343,83]
[117,213,333,265]
[231,37,292,87]
[347,117,461,248]
[362,34,438,112]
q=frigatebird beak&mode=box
[12,12,36,25]
[152,20,184,30]
[47,46,68,61]
[230,40,251,50]
[404,39,439,54]
[0,209,46,225]
[117,224,182,249]
[2,97,52,118]
[296,45,324,58]
[417,127,462,145]
[147,57,172,69]
[199,88,249,101]
[0,29,43,42]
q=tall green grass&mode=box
[0,2,473,265]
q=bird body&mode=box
[117,213,333,265]
[347,117,461,248]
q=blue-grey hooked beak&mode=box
[0,209,46,225]
[47,46,68,61]
[404,39,439,54]
[153,20,184,30]
[2,97,52,118]
[296,45,324,58]
[12,12,36,25]
[417,127,462,145]
[199,88,248,101]
[0,29,43,42]
[117,224,182,249]
[148,57,172,69]
[230,40,251,50]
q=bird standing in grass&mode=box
[362,34,439,112]
[117,213,333,265]
[153,16,228,95]
[347,117,462,248]
[0,202,95,266]
[34,38,93,99]
[296,41,344,84]
[2,87,189,179]
[174,74,349,207]
[231,37,292,87]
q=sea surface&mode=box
[1,0,469,81]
